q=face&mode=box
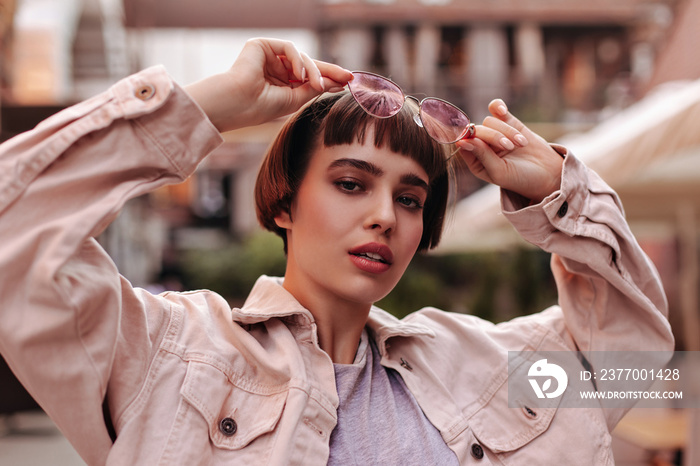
[275,133,429,311]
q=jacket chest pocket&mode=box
[468,374,611,464]
[179,360,288,452]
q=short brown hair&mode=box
[255,91,450,253]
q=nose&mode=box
[365,192,396,236]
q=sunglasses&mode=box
[347,71,474,144]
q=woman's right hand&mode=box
[185,38,353,133]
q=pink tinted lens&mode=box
[419,98,471,144]
[348,72,405,118]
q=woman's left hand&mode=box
[455,99,564,203]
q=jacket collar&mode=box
[231,275,314,325]
[366,307,436,357]
[233,276,436,348]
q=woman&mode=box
[0,38,673,464]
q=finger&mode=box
[294,55,354,93]
[456,137,503,178]
[457,148,490,183]
[274,39,307,83]
[297,52,321,90]
[314,60,353,90]
[472,124,516,152]
[270,56,295,86]
[302,53,326,92]
[481,116,529,148]
[253,38,308,88]
[272,43,332,93]
[253,38,352,92]
[272,52,313,90]
[489,99,509,120]
[287,55,352,93]
[488,99,527,133]
[277,54,294,71]
[455,140,499,186]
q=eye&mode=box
[397,195,424,210]
[334,179,363,193]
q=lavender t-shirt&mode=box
[328,329,459,465]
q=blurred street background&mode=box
[0,0,699,464]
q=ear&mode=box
[274,209,293,230]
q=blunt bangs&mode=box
[321,93,450,184]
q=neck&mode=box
[314,301,370,365]
[282,277,370,365]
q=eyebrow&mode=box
[329,158,430,194]
[401,173,430,194]
[329,158,383,176]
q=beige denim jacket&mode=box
[0,67,673,465]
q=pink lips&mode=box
[348,242,394,274]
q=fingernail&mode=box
[497,105,508,116]
[460,142,475,151]
[301,67,307,83]
[500,137,515,151]
[515,134,529,146]
[319,73,325,91]
[327,86,344,93]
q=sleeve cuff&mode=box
[501,147,588,245]
[111,66,224,180]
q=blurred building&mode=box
[319,0,677,123]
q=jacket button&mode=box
[219,417,237,436]
[557,201,569,218]
[135,84,155,101]
[524,406,538,418]
[471,442,484,459]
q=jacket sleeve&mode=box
[0,66,223,464]
[502,149,675,424]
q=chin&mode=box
[339,275,399,306]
